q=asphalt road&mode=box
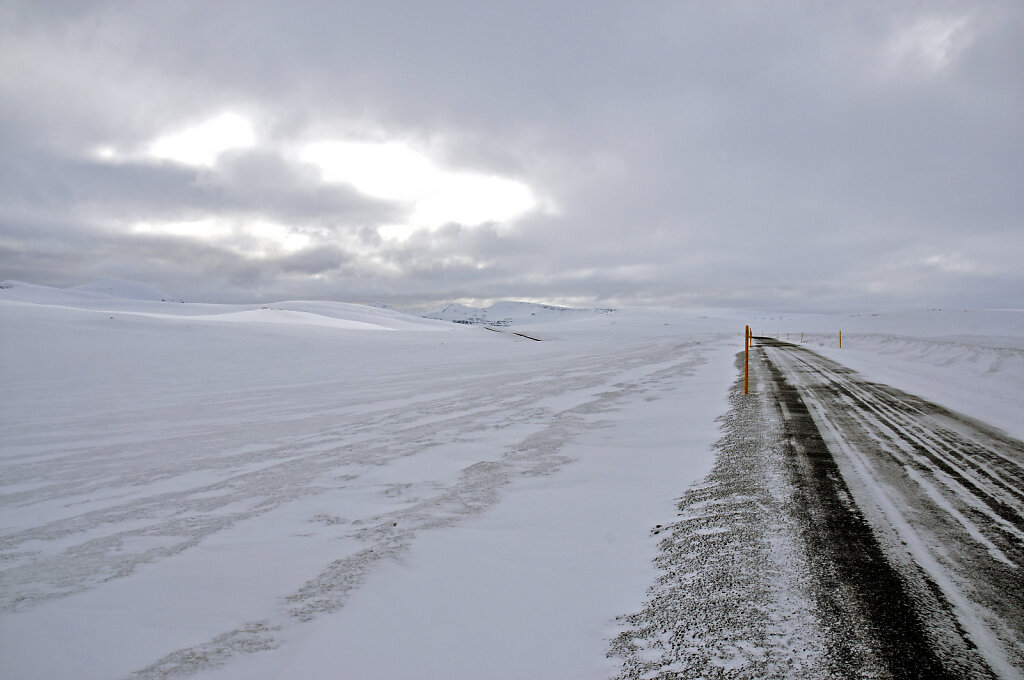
[611,340,1024,679]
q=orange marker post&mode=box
[839,330,842,349]
[744,325,749,394]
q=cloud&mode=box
[1,1,1022,311]
[277,247,350,275]
[884,14,974,78]
[298,138,541,237]
[146,111,257,167]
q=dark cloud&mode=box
[276,247,350,275]
[0,143,401,224]
[1,1,1022,310]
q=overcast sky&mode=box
[1,1,1021,310]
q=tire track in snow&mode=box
[761,339,1024,679]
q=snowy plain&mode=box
[1,280,1022,679]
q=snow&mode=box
[1,282,1023,679]
[750,309,1024,439]
[192,340,732,680]
[422,299,614,326]
[70,277,184,303]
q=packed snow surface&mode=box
[1,281,1022,679]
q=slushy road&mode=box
[759,338,1024,679]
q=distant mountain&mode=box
[422,300,615,326]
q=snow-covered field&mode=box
[2,281,1022,679]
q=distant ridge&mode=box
[71,278,183,302]
[0,278,183,303]
[423,300,615,326]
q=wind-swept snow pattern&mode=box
[0,283,736,679]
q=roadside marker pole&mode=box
[839,330,842,349]
[744,325,749,395]
[800,332,804,343]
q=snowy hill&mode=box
[0,280,454,332]
[250,301,453,332]
[423,300,615,326]
[0,278,183,303]
[71,278,183,302]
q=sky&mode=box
[1,1,1021,311]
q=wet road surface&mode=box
[611,340,1024,679]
